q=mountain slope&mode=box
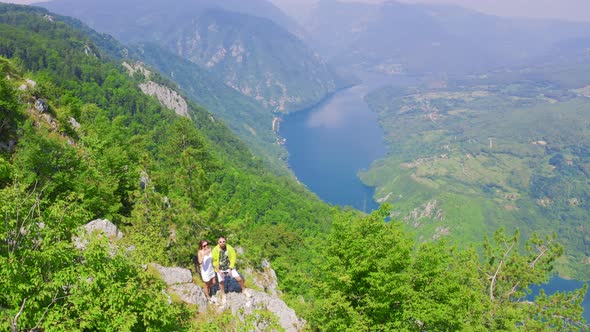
[167,8,342,112]
[0,4,336,327]
[41,0,345,112]
[135,42,288,175]
[40,0,346,173]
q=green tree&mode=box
[0,181,188,331]
[0,69,21,145]
[479,228,586,330]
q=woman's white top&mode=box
[200,252,215,282]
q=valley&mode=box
[360,69,590,279]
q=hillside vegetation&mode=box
[0,4,587,330]
[41,0,348,174]
[362,67,590,280]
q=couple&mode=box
[197,236,250,303]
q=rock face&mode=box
[220,291,305,332]
[246,260,281,298]
[151,264,193,285]
[138,81,190,118]
[151,263,305,330]
[34,98,48,113]
[123,61,190,118]
[150,263,209,311]
[170,8,341,113]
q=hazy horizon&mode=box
[271,0,590,22]
[1,0,589,22]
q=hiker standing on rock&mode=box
[197,239,217,303]
[212,236,250,302]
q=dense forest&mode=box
[0,4,587,331]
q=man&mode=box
[211,236,250,302]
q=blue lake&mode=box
[281,83,387,212]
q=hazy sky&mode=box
[2,0,589,22]
[271,0,590,22]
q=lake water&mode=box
[281,74,588,322]
[281,83,387,212]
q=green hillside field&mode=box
[363,77,590,280]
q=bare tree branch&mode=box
[490,260,503,301]
[32,289,60,331]
[11,298,26,332]
[489,241,515,301]
[529,242,551,269]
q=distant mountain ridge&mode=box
[39,0,301,43]
[301,0,590,75]
[165,8,342,112]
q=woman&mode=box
[197,239,217,302]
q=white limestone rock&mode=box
[151,264,193,285]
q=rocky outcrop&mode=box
[245,260,281,297]
[138,81,190,118]
[149,263,209,311]
[18,78,37,91]
[74,218,123,249]
[122,61,152,79]
[405,200,445,228]
[151,264,192,285]
[219,291,305,332]
[123,61,191,118]
[34,99,48,113]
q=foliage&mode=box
[363,75,590,279]
[309,206,587,330]
[0,72,21,145]
[0,182,189,331]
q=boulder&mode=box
[245,260,281,297]
[74,218,123,249]
[150,264,193,285]
[169,283,208,310]
[219,290,305,332]
[34,98,48,113]
[83,218,123,240]
[149,264,209,312]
